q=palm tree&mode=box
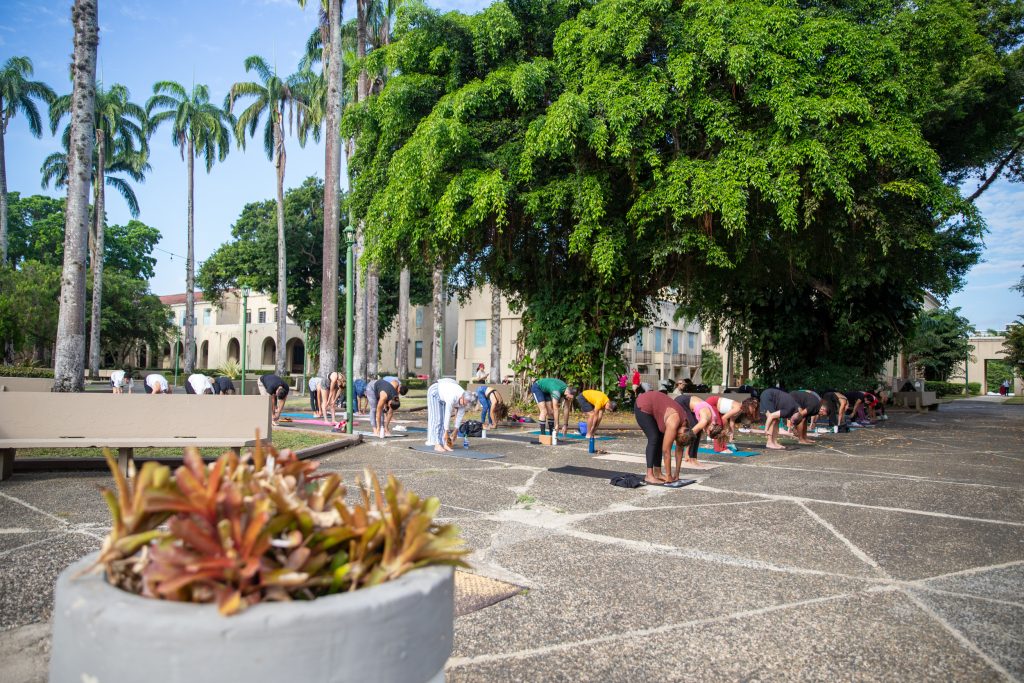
[297,0,345,383]
[227,56,308,376]
[0,56,56,265]
[49,83,148,377]
[147,81,232,375]
[53,0,99,392]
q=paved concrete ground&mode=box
[1,399,1022,681]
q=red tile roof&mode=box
[159,292,208,306]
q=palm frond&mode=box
[106,175,141,217]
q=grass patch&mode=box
[1003,397,1024,405]
[19,429,338,459]
[515,494,537,506]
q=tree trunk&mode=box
[53,0,98,393]
[431,263,443,382]
[489,284,500,382]
[87,129,106,377]
[351,0,370,381]
[0,117,8,265]
[318,0,342,381]
[397,267,409,378]
[274,115,288,376]
[183,138,196,374]
[367,264,378,376]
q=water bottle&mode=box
[552,429,558,446]
[463,435,469,449]
[482,428,487,439]
[588,436,595,454]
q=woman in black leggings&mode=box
[634,391,697,484]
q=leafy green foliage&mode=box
[0,194,168,363]
[94,445,468,615]
[197,178,432,355]
[984,359,1014,392]
[701,348,723,386]
[0,365,54,378]
[1003,316,1024,379]
[905,307,975,381]
[349,0,1008,385]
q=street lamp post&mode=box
[241,287,250,395]
[345,224,355,434]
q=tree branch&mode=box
[966,141,1022,203]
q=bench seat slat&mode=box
[0,438,260,449]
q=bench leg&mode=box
[0,449,13,481]
[117,448,134,478]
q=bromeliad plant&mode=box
[91,443,467,615]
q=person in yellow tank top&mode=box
[575,389,615,440]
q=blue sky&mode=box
[2,0,1022,331]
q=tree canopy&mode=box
[344,0,1021,384]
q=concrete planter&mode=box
[49,553,454,683]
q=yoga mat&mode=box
[698,447,759,458]
[486,433,564,445]
[408,445,504,460]
[548,466,697,488]
[356,431,406,439]
[595,454,720,470]
[527,431,614,441]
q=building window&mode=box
[258,309,267,324]
[415,308,423,329]
[180,313,186,326]
[687,332,697,349]
[245,309,251,324]
[414,341,423,368]
[654,327,663,351]
[474,320,486,348]
[636,330,644,352]
[672,330,681,354]
[273,308,278,323]
[203,309,211,325]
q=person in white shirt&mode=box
[425,379,478,452]
[144,374,171,394]
[110,369,130,394]
[186,373,215,395]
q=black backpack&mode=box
[459,420,483,437]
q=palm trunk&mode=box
[0,115,8,265]
[318,0,342,380]
[397,267,409,378]
[351,0,370,381]
[183,138,196,374]
[53,0,98,393]
[87,129,105,377]
[274,116,288,376]
[431,263,443,382]
[489,284,501,382]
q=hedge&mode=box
[924,381,968,397]
[0,366,54,379]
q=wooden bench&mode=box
[0,394,272,481]
[893,391,939,413]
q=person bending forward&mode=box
[425,379,478,452]
[634,391,697,484]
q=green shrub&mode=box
[0,365,55,378]
[402,377,428,390]
[967,382,982,396]
[924,380,966,397]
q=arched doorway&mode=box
[227,338,240,364]
[200,340,209,369]
[286,338,305,374]
[161,343,172,369]
[261,337,276,367]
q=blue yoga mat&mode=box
[698,447,758,457]
[528,431,614,441]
